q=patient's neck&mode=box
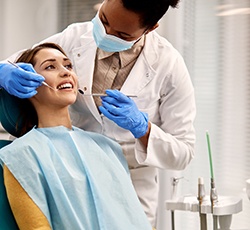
[36,106,72,130]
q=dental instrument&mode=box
[7,60,56,91]
[197,177,207,230]
[206,131,218,230]
[78,88,137,97]
[165,131,242,230]
[40,82,56,91]
[7,60,19,68]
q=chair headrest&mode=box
[0,89,23,137]
[0,140,12,149]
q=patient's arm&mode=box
[3,165,51,230]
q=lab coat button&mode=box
[77,53,81,57]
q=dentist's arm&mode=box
[0,62,44,98]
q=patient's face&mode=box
[31,48,78,108]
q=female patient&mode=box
[0,43,151,230]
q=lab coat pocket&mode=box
[110,103,160,143]
[139,103,160,126]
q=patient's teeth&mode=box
[58,83,73,89]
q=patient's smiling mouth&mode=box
[57,82,73,90]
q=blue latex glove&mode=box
[0,62,45,98]
[99,89,148,138]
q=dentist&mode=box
[0,0,196,227]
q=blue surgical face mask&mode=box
[92,13,139,52]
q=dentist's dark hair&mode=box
[121,0,180,28]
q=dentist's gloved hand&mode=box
[99,89,148,138]
[0,62,45,98]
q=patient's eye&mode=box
[45,65,55,70]
[100,14,109,26]
[65,63,73,70]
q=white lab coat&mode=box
[9,21,196,225]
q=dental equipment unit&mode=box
[198,177,207,230]
[206,131,219,229]
[166,131,243,230]
[170,177,184,230]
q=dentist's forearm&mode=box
[139,122,151,148]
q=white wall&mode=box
[157,1,250,229]
[0,0,59,60]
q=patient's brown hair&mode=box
[16,43,68,136]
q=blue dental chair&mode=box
[0,89,24,229]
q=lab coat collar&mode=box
[142,31,159,68]
[73,33,102,124]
